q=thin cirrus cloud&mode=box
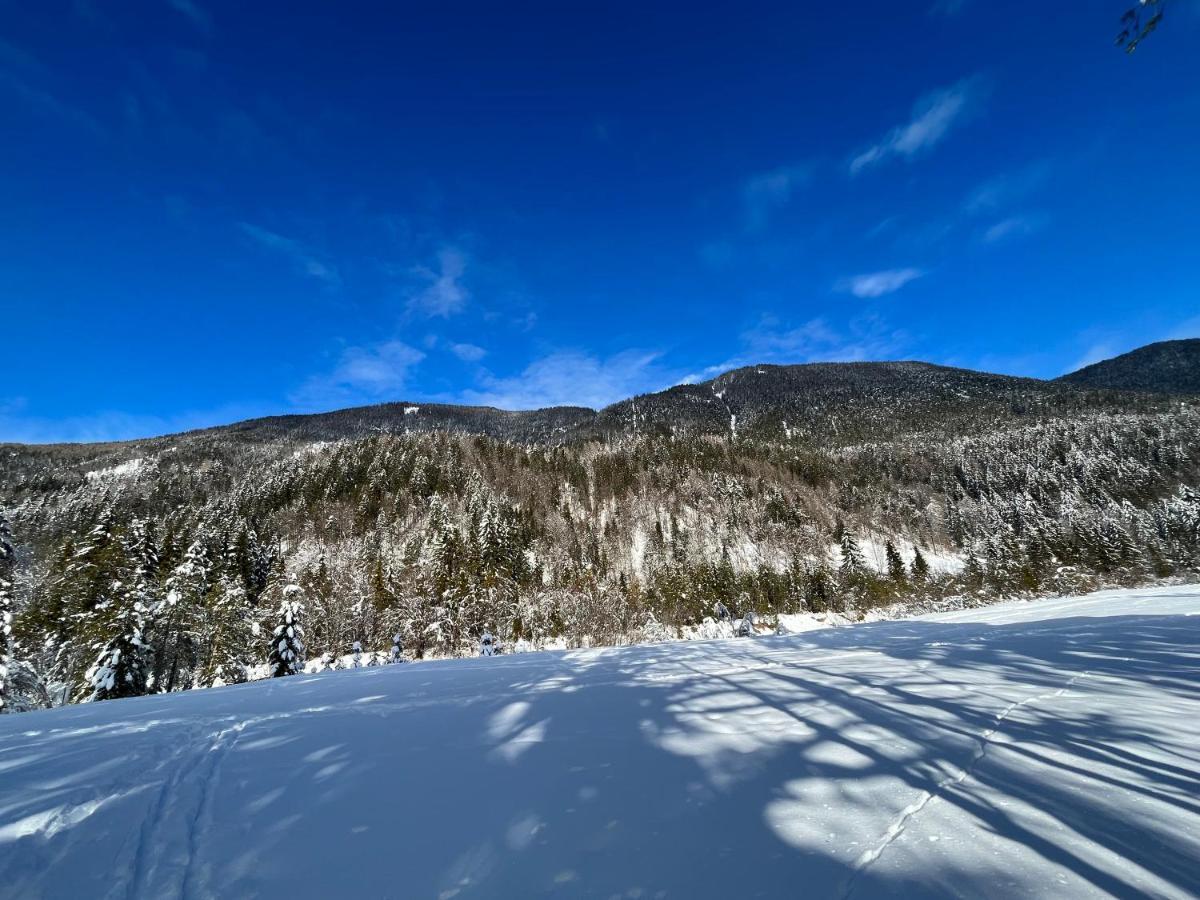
[850,76,985,175]
[982,214,1048,244]
[406,246,470,319]
[837,268,925,298]
[167,0,213,33]
[965,162,1051,215]
[0,38,105,137]
[291,340,426,409]
[238,222,341,287]
[741,163,812,229]
[449,342,487,362]
[684,313,910,382]
[455,349,672,411]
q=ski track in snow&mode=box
[2,584,1199,899]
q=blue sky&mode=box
[1,1,1198,442]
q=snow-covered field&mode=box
[2,585,1199,899]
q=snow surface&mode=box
[2,585,1199,898]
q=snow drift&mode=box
[1,585,1198,898]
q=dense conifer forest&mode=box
[1,348,1197,710]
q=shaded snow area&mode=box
[2,586,1199,898]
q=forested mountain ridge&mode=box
[5,349,1194,459]
[0,346,1197,712]
[1057,339,1200,394]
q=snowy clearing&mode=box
[1,585,1199,898]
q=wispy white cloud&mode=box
[0,38,105,136]
[850,76,985,175]
[457,350,670,410]
[406,246,469,318]
[965,162,1051,215]
[742,163,812,229]
[238,222,341,287]
[685,313,911,382]
[449,342,487,362]
[291,340,426,409]
[981,213,1048,244]
[167,0,212,33]
[837,267,925,298]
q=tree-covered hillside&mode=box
[1057,339,1200,395]
[0,357,1197,711]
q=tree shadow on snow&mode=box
[0,609,1198,898]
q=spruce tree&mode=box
[58,511,129,694]
[267,585,306,677]
[156,539,212,692]
[885,541,906,583]
[85,599,150,702]
[0,512,14,712]
[911,547,931,582]
[389,633,405,663]
[196,571,254,687]
[839,531,865,581]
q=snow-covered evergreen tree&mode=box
[389,633,405,663]
[84,600,150,702]
[911,547,931,582]
[0,512,14,712]
[736,610,757,637]
[267,585,306,677]
[196,570,255,687]
[156,538,212,692]
[839,532,865,578]
[49,510,129,697]
[351,640,363,668]
[885,541,906,583]
[479,630,496,656]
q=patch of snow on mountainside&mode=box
[0,584,1198,898]
[84,458,144,481]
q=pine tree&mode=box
[962,550,986,592]
[196,570,254,687]
[0,512,14,712]
[805,565,833,613]
[155,539,212,692]
[57,512,129,694]
[388,633,405,663]
[85,599,150,702]
[839,531,865,579]
[885,540,906,583]
[910,547,931,582]
[267,585,306,677]
[479,630,496,656]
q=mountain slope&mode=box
[1,586,1197,898]
[598,361,1109,443]
[1058,338,1200,394]
[1,343,1198,717]
[1,347,1187,454]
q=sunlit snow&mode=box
[1,585,1198,898]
